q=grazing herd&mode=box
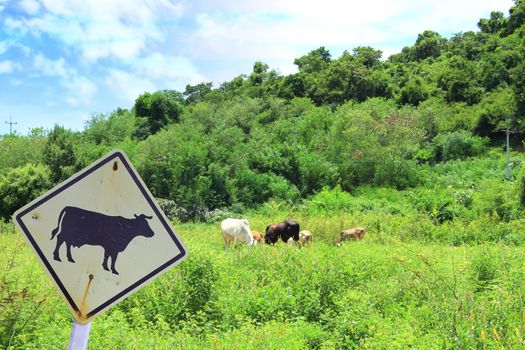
[220,218,365,249]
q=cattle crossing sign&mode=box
[13,150,187,324]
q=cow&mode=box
[221,218,254,249]
[338,227,366,245]
[51,206,154,275]
[298,230,313,246]
[251,230,264,245]
[287,230,313,247]
[265,220,300,245]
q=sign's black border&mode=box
[15,151,186,319]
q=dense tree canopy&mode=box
[1,1,524,221]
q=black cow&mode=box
[264,220,300,244]
[51,206,154,275]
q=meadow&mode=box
[1,151,525,349]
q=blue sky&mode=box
[0,0,514,134]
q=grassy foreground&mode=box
[1,219,525,349]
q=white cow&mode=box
[220,218,254,249]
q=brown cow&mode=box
[339,227,365,244]
[251,231,264,245]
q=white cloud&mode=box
[105,69,156,101]
[20,0,41,15]
[0,60,20,73]
[63,75,97,106]
[31,53,97,106]
[25,0,184,62]
[132,53,206,86]
[33,54,68,77]
[4,17,30,35]
[101,53,206,102]
[183,0,514,67]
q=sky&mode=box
[0,0,515,134]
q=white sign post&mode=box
[13,150,187,346]
[68,320,92,350]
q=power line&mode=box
[5,115,17,134]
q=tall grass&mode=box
[1,224,525,349]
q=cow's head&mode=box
[287,221,300,241]
[241,219,255,245]
[264,225,276,244]
[134,214,155,238]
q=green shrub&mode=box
[373,155,420,189]
[42,125,78,183]
[0,163,52,219]
[306,185,353,213]
[431,132,487,162]
[471,249,500,290]
[520,172,525,206]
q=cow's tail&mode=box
[51,207,67,240]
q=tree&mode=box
[353,46,382,68]
[448,31,487,60]
[506,0,525,34]
[512,39,525,117]
[399,77,429,106]
[479,53,509,91]
[0,163,52,219]
[437,55,483,104]
[249,61,270,86]
[219,75,245,95]
[133,90,184,140]
[43,125,77,183]
[83,109,135,145]
[478,11,507,34]
[0,133,46,171]
[294,47,331,73]
[412,30,447,61]
[183,82,213,105]
[277,73,307,99]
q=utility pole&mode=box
[502,119,516,180]
[5,115,17,134]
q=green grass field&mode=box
[1,223,525,349]
[2,152,525,349]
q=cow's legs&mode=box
[66,243,75,263]
[102,250,110,272]
[110,253,119,275]
[53,236,64,261]
[233,236,238,249]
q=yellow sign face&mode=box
[13,150,187,324]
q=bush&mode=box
[471,249,500,290]
[0,164,52,219]
[520,172,525,206]
[373,155,420,189]
[306,186,353,213]
[431,132,487,162]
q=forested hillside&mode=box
[1,1,525,221]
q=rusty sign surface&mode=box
[13,150,187,323]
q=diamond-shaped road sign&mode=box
[13,150,187,324]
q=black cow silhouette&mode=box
[51,206,154,275]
